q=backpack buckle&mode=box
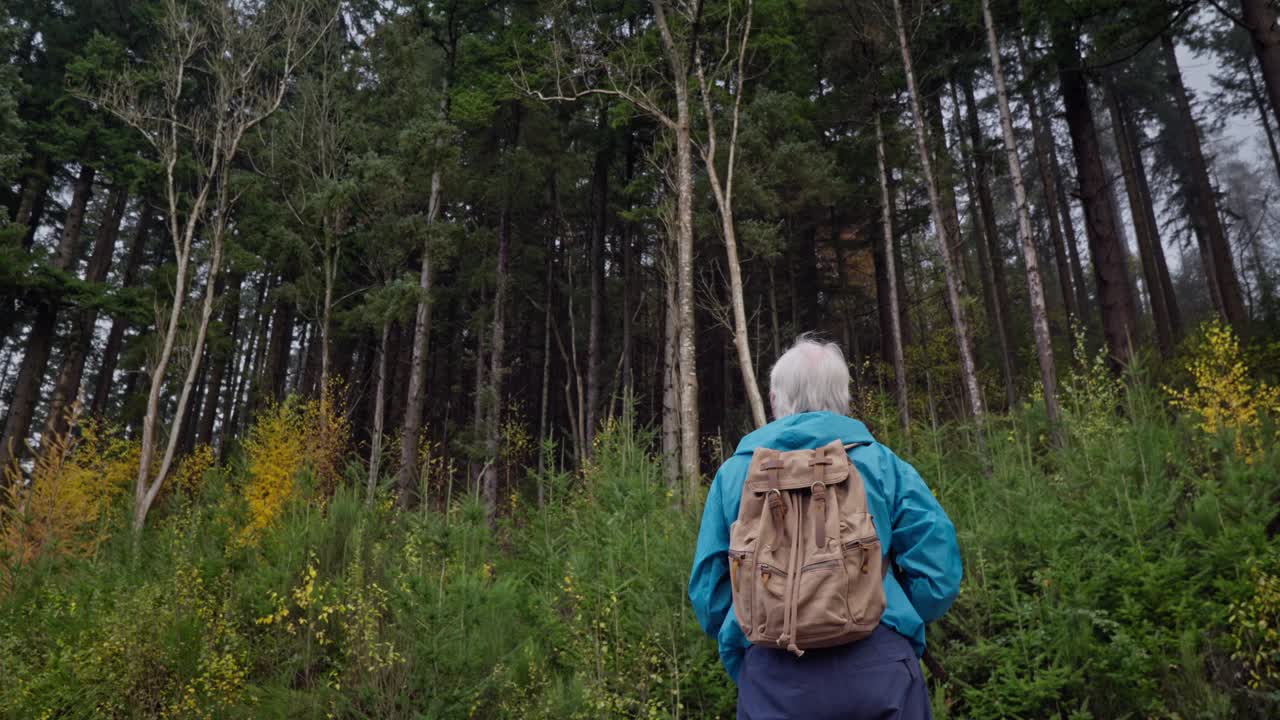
[810,482,827,547]
[766,487,786,528]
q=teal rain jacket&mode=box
[688,412,962,681]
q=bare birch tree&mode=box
[694,0,767,428]
[519,0,704,492]
[874,111,910,432]
[85,0,332,533]
[981,0,1062,443]
[890,0,986,423]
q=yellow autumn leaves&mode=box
[1,385,350,593]
[239,385,350,545]
[1164,321,1280,464]
[1,418,143,592]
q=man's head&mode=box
[768,334,851,420]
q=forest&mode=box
[1,0,1280,716]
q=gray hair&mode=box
[768,334,851,419]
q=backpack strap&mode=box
[760,450,786,529]
[809,446,832,548]
[843,441,871,451]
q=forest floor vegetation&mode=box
[1,323,1279,718]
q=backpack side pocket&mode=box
[728,548,755,638]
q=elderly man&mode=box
[689,335,962,720]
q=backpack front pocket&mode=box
[794,557,851,641]
[842,536,887,626]
[728,548,755,635]
[755,562,789,639]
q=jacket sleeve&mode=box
[889,453,962,624]
[689,468,733,638]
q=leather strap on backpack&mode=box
[809,447,832,548]
[762,451,786,529]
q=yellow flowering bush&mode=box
[500,405,533,474]
[1228,555,1280,691]
[1,417,137,592]
[255,550,403,690]
[162,561,251,719]
[1165,321,1280,463]
[239,384,350,545]
[239,399,308,545]
[168,444,216,501]
[415,433,458,507]
[305,379,352,496]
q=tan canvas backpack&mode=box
[727,439,886,656]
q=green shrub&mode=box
[1,366,1277,718]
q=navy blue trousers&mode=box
[737,625,932,720]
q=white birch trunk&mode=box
[367,320,390,501]
[981,0,1062,442]
[874,112,911,432]
[694,0,766,429]
[892,0,986,423]
[652,0,701,491]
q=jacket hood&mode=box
[733,412,876,456]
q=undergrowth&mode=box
[1,323,1278,718]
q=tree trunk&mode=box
[1049,124,1093,326]
[1245,57,1280,187]
[319,227,335,397]
[586,113,608,449]
[1162,33,1248,333]
[396,82,449,508]
[924,87,971,296]
[538,231,554,462]
[693,3,766,429]
[1019,40,1079,329]
[768,262,782,359]
[875,112,911,432]
[1054,26,1139,368]
[661,258,682,486]
[652,0,701,491]
[366,320,390,501]
[1246,209,1278,325]
[0,165,95,480]
[223,275,269,451]
[893,0,986,423]
[956,76,1017,408]
[263,298,295,405]
[15,152,49,251]
[1105,78,1175,358]
[674,111,700,490]
[133,190,230,534]
[1125,104,1183,341]
[197,271,243,446]
[91,203,155,418]
[1241,0,1280,129]
[906,228,940,430]
[982,0,1062,442]
[621,127,637,396]
[178,354,207,456]
[483,200,512,523]
[291,322,310,396]
[44,185,129,442]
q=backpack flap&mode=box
[743,439,851,493]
